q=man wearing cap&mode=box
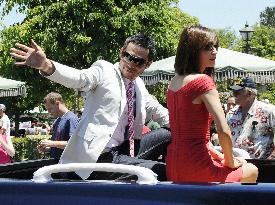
[227,77,275,159]
[0,104,10,138]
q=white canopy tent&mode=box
[0,76,26,97]
[141,48,275,85]
[28,106,48,114]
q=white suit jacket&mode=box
[46,60,169,179]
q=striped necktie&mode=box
[127,81,135,157]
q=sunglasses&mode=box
[122,51,147,67]
[203,43,219,51]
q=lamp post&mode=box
[239,22,254,54]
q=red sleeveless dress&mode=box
[166,75,242,183]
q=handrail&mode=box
[32,163,158,185]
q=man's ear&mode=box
[119,48,124,59]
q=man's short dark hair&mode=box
[122,33,156,61]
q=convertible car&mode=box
[0,159,275,205]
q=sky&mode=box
[0,0,274,34]
[179,0,275,35]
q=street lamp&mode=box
[239,22,254,53]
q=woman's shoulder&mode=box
[169,74,212,91]
[173,73,211,82]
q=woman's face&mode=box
[199,43,218,72]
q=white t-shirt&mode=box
[0,114,10,137]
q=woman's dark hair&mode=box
[122,33,156,61]
[174,25,219,76]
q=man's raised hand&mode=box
[10,40,54,74]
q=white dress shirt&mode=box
[106,78,136,148]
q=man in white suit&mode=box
[11,34,170,181]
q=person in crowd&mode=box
[211,96,235,145]
[10,123,17,137]
[10,33,170,181]
[37,92,79,162]
[166,25,258,183]
[228,77,275,159]
[225,96,236,114]
[0,104,11,138]
[0,110,15,163]
[40,123,48,135]
[26,123,38,135]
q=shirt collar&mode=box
[247,98,258,116]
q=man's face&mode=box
[119,42,152,81]
[0,110,3,117]
[44,100,59,118]
[226,97,236,112]
[232,89,249,105]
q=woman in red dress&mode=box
[166,25,258,183]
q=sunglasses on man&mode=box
[122,51,147,67]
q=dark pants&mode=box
[89,128,171,181]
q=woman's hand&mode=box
[234,157,247,164]
[222,157,245,169]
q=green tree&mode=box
[214,28,238,49]
[250,26,275,61]
[0,0,198,127]
[258,84,275,105]
[260,6,275,27]
[257,7,275,103]
[233,25,275,60]
[147,81,169,105]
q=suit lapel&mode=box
[135,79,144,122]
[114,63,126,116]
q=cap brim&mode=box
[229,85,244,91]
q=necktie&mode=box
[127,82,135,157]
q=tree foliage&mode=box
[258,84,275,105]
[147,81,169,105]
[214,28,238,49]
[250,26,275,61]
[260,6,275,27]
[0,0,198,120]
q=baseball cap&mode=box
[0,104,6,111]
[229,77,256,91]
